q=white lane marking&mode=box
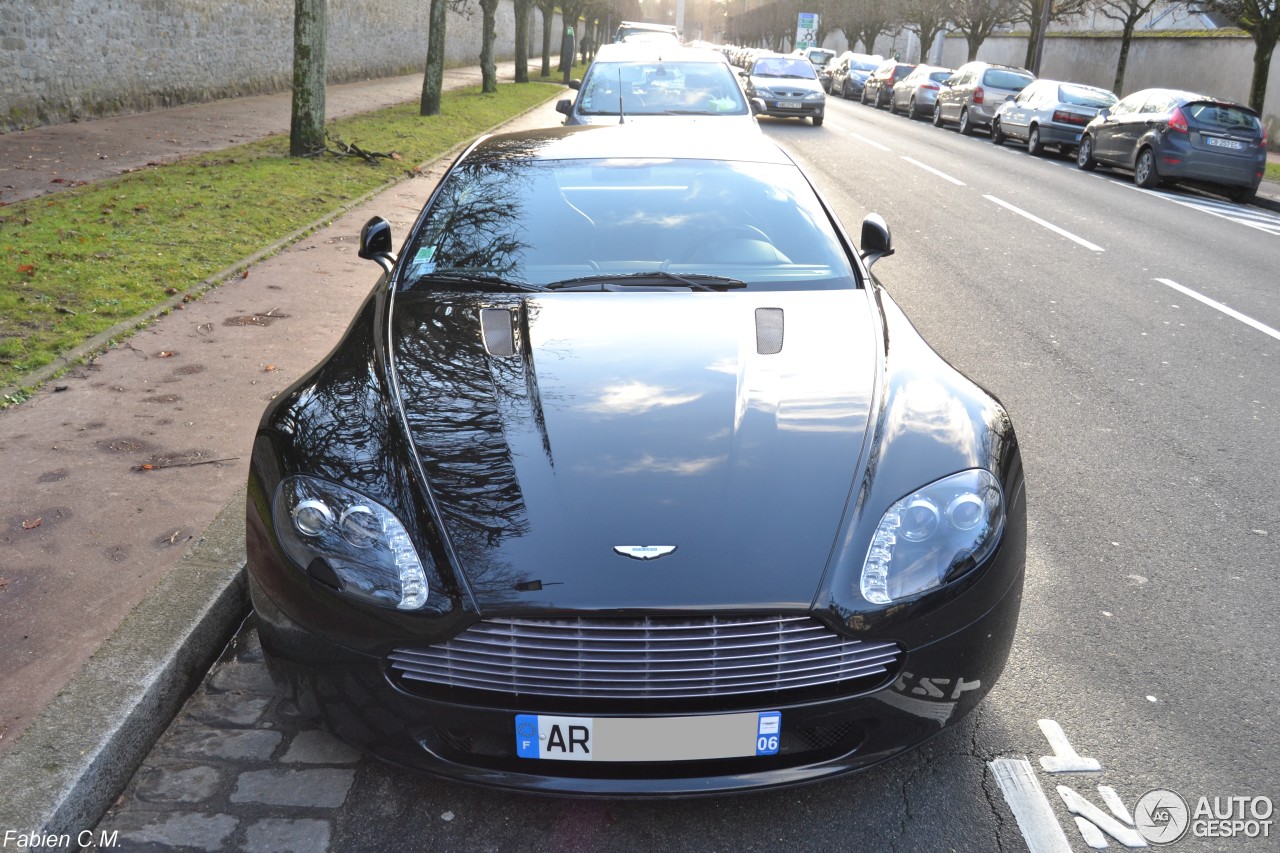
[849,132,892,152]
[985,195,1105,252]
[901,156,965,185]
[1131,185,1280,235]
[1057,786,1148,847]
[1039,718,1102,772]
[990,758,1075,853]
[1155,278,1280,342]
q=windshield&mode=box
[752,58,817,80]
[578,61,748,116]
[399,158,855,291]
[1059,84,1116,108]
[1185,102,1262,134]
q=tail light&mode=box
[973,86,985,105]
[1167,107,1189,134]
[1052,110,1088,126]
[922,83,939,91]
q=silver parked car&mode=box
[933,62,1035,135]
[889,65,953,120]
[741,53,826,126]
[557,44,756,128]
[991,79,1117,156]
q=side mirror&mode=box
[569,79,582,91]
[358,216,397,274]
[1097,107,1110,120]
[556,99,573,115]
[859,213,894,269]
[750,97,767,115]
[738,69,748,78]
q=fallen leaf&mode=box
[139,463,155,470]
[22,518,43,530]
[17,263,35,275]
[240,269,250,279]
[157,351,174,358]
[0,577,9,589]
[263,364,277,372]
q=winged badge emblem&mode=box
[613,545,677,561]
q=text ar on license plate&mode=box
[778,101,801,110]
[515,711,780,762]
[1207,137,1244,150]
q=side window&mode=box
[1141,94,1175,115]
[1110,94,1141,116]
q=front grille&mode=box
[388,615,902,703]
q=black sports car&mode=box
[246,124,1026,795]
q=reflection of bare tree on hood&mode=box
[410,162,536,279]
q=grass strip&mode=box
[0,82,562,394]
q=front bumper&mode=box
[250,565,1023,796]
[758,98,824,120]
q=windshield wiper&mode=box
[413,272,547,292]
[545,271,747,291]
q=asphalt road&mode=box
[95,98,1279,852]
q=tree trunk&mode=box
[1113,19,1135,94]
[540,4,554,78]
[514,0,531,83]
[480,0,498,93]
[966,31,983,61]
[420,0,448,115]
[289,0,326,157]
[1249,34,1275,116]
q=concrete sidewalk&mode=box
[0,61,566,848]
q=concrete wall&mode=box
[0,0,558,132]
[938,33,1278,147]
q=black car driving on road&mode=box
[245,124,1026,795]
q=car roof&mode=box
[591,43,731,64]
[465,125,797,167]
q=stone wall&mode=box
[938,33,1278,148]
[0,0,557,132]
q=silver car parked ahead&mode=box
[933,62,1035,135]
[889,65,953,120]
[991,79,1117,156]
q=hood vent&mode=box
[755,307,784,355]
[480,308,516,356]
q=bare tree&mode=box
[290,0,326,156]
[480,0,500,92]
[829,0,898,56]
[901,0,952,63]
[514,0,534,83]
[1094,0,1162,92]
[536,0,557,77]
[1015,0,1090,71]
[1188,0,1279,114]
[949,0,1019,61]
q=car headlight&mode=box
[272,475,430,610]
[754,87,774,98]
[804,91,824,101]
[860,469,1004,605]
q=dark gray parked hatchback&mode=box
[1076,88,1267,203]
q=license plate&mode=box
[778,101,801,110]
[1207,137,1244,150]
[515,711,781,762]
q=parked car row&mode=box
[847,58,1267,204]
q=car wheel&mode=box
[860,87,869,105]
[1027,126,1044,156]
[1227,185,1257,204]
[1134,147,1159,188]
[1077,135,1097,171]
[991,118,1005,145]
[909,96,919,119]
[959,108,974,135]
[932,103,944,127]
[842,79,851,99]
[889,96,898,115]
[812,114,824,127]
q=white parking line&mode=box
[849,132,892,152]
[901,156,965,185]
[1156,278,1280,342]
[991,759,1075,853]
[1132,185,1280,235]
[984,195,1105,251]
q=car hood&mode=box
[751,75,823,96]
[390,289,878,613]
